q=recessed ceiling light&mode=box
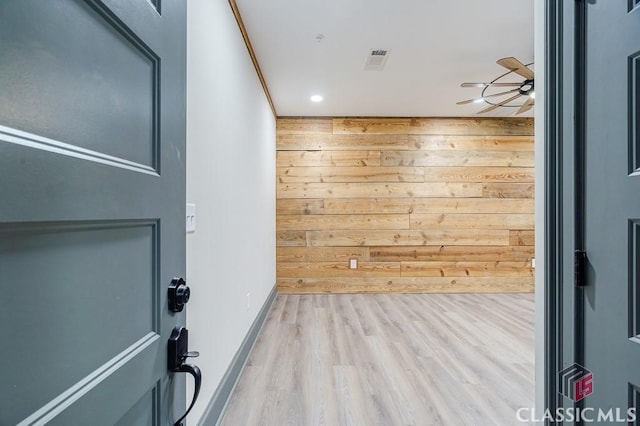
[310,95,323,102]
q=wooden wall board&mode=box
[306,230,510,247]
[408,135,534,151]
[380,150,534,167]
[408,213,534,230]
[277,277,535,293]
[422,167,534,183]
[277,247,371,262]
[277,182,483,199]
[399,261,533,277]
[332,118,534,136]
[276,199,325,215]
[482,183,535,198]
[369,245,534,262]
[277,134,411,151]
[277,214,410,231]
[275,117,535,293]
[277,166,425,183]
[323,198,534,214]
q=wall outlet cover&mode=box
[186,203,196,233]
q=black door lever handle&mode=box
[173,363,201,426]
[168,326,202,426]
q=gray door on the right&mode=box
[581,0,640,415]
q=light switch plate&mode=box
[350,259,358,269]
[186,203,196,233]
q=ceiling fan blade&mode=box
[456,88,520,105]
[516,96,535,114]
[477,93,523,114]
[461,82,522,88]
[496,57,534,80]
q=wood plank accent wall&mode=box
[276,118,535,294]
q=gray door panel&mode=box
[0,0,186,424]
[581,0,640,414]
[0,0,160,167]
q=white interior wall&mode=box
[185,0,276,422]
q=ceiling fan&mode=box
[458,57,534,115]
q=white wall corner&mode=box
[185,0,276,422]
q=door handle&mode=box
[168,326,201,426]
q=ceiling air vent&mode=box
[364,49,390,71]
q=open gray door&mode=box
[577,0,640,418]
[0,1,188,424]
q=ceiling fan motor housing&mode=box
[519,79,534,96]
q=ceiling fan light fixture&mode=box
[459,57,534,114]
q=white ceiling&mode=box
[235,0,534,118]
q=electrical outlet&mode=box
[532,258,536,268]
[350,259,358,269]
[246,292,251,311]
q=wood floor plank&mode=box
[220,294,534,426]
[333,366,376,425]
[329,295,362,365]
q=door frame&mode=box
[544,0,583,422]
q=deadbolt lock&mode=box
[168,277,190,313]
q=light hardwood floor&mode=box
[220,294,534,426]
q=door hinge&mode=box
[575,250,587,287]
